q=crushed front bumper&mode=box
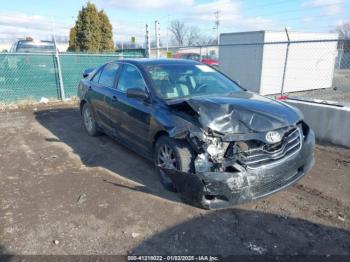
[162,129,315,209]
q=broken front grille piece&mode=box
[226,127,302,169]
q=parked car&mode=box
[4,39,57,91]
[174,52,219,69]
[78,59,315,209]
[10,39,56,53]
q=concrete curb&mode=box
[286,99,350,148]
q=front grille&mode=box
[238,127,302,168]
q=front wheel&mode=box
[154,135,195,191]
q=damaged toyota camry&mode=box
[78,59,315,209]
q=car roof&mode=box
[118,58,201,66]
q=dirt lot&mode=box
[289,69,350,104]
[0,103,350,256]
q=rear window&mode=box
[16,41,56,53]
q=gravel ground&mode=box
[0,104,349,256]
[288,70,350,104]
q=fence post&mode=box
[155,20,160,58]
[281,28,290,96]
[337,41,344,70]
[55,50,65,100]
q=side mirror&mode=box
[83,67,95,78]
[126,88,149,100]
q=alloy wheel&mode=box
[157,144,177,169]
[83,106,94,132]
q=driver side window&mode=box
[117,64,146,92]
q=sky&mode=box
[0,0,349,44]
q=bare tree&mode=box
[336,21,350,39]
[169,20,188,46]
[169,19,217,47]
[334,21,350,51]
[186,26,201,46]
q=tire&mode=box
[154,135,195,191]
[82,103,101,137]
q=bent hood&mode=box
[167,92,303,133]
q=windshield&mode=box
[145,64,242,100]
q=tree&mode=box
[169,20,188,46]
[68,27,77,51]
[169,20,215,47]
[334,21,350,51]
[336,21,350,39]
[76,2,101,52]
[186,26,201,46]
[98,11,114,52]
[68,2,114,52]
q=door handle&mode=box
[87,86,92,91]
[111,95,118,102]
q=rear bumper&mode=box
[162,129,315,209]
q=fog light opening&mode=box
[204,195,216,201]
[225,166,240,172]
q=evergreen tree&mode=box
[98,11,115,52]
[68,2,114,52]
[68,26,77,51]
[75,2,101,52]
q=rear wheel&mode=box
[82,103,101,136]
[155,135,195,191]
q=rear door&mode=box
[88,63,121,132]
[108,63,152,154]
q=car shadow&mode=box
[131,208,350,256]
[0,245,13,261]
[34,107,182,204]
[33,107,350,256]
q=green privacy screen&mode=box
[0,53,60,102]
[59,53,122,97]
[0,52,141,103]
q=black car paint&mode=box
[78,59,315,209]
[79,59,207,159]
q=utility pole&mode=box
[145,24,151,58]
[155,20,160,58]
[214,10,220,45]
[166,15,169,52]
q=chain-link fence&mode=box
[0,52,142,103]
[1,39,350,104]
[151,38,350,104]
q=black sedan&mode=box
[77,59,315,209]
